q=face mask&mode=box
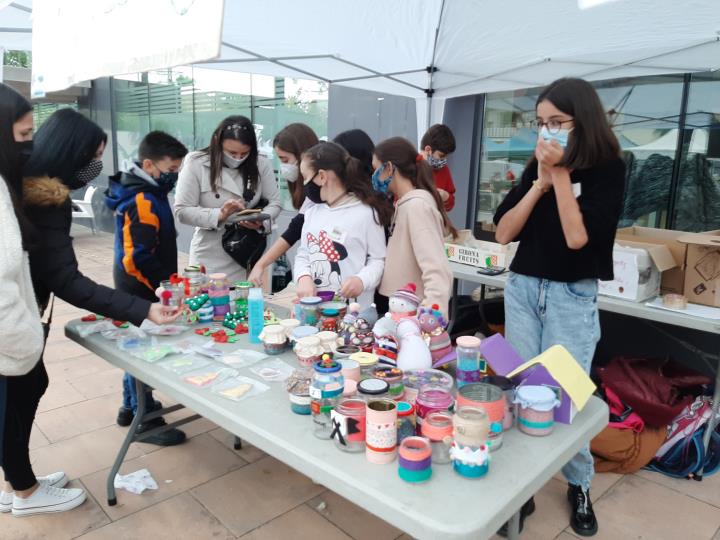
[371,164,392,194]
[156,171,179,190]
[540,126,572,148]
[280,162,299,183]
[15,140,33,165]
[71,159,103,189]
[427,154,447,170]
[304,179,324,204]
[223,152,248,168]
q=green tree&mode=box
[3,50,31,68]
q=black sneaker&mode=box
[137,417,187,447]
[116,400,163,427]
[567,484,598,536]
[497,497,535,537]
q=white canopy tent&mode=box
[2,0,720,135]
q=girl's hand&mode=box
[296,276,316,299]
[147,303,181,325]
[248,264,265,287]
[535,138,564,169]
[339,276,364,299]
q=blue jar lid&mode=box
[314,359,342,373]
[300,296,322,305]
[292,326,318,339]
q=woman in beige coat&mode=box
[372,137,456,316]
[174,116,282,282]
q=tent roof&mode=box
[3,0,719,101]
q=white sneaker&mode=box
[12,483,86,517]
[0,472,69,513]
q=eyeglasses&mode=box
[531,119,574,134]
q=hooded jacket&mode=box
[23,176,150,326]
[106,162,177,301]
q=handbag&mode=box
[221,198,269,270]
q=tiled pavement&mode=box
[3,226,720,540]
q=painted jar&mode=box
[357,378,390,401]
[402,368,454,405]
[331,398,367,452]
[480,375,516,431]
[339,358,361,383]
[396,401,416,445]
[297,296,322,326]
[514,386,560,436]
[233,281,252,320]
[421,411,453,464]
[310,359,344,439]
[319,308,341,332]
[456,382,506,450]
[208,273,231,321]
[366,399,398,464]
[415,385,454,433]
[372,366,404,400]
[294,335,323,368]
[350,352,379,380]
[398,436,432,483]
[455,335,483,388]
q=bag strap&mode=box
[43,294,55,327]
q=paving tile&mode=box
[35,393,123,443]
[516,478,571,540]
[209,427,267,463]
[77,493,234,540]
[162,407,218,439]
[81,432,246,520]
[587,471,623,502]
[583,474,720,540]
[308,491,402,540]
[44,353,116,382]
[0,480,110,540]
[555,534,578,540]
[29,423,50,450]
[37,378,87,413]
[635,467,720,509]
[69,367,125,400]
[714,525,720,540]
[191,455,325,537]
[30,424,156,480]
[43,337,93,363]
[240,504,351,540]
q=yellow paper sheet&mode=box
[507,345,596,411]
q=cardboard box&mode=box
[616,226,689,294]
[678,231,720,307]
[445,239,517,269]
[598,239,676,302]
[480,334,596,425]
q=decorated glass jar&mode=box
[514,386,560,436]
[208,273,231,322]
[331,398,366,452]
[415,385,454,433]
[456,382,506,450]
[310,358,344,439]
[334,345,360,359]
[258,324,288,355]
[316,331,339,354]
[339,358,361,382]
[183,266,207,297]
[396,401,416,445]
[298,296,322,326]
[455,335,483,388]
[291,325,318,345]
[319,308,341,332]
[279,318,301,341]
[285,367,313,415]
[357,378,390,401]
[372,366,404,400]
[421,411,453,464]
[234,281,252,320]
[366,399,398,464]
[293,335,323,367]
[402,368,454,405]
[350,352,379,380]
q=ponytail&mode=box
[374,137,458,238]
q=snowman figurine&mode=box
[389,283,420,323]
[396,317,432,371]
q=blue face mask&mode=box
[427,154,447,170]
[156,171,179,190]
[540,126,572,148]
[372,163,391,194]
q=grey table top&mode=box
[66,320,608,540]
[450,261,720,335]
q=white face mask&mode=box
[539,126,572,148]
[280,162,299,183]
[223,152,248,168]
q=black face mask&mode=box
[304,179,324,204]
[15,140,33,165]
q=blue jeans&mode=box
[122,373,154,415]
[504,272,601,490]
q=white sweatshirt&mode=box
[294,195,386,309]
[0,177,44,376]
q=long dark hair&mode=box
[204,115,259,194]
[303,141,393,227]
[0,83,32,246]
[24,108,107,186]
[533,78,621,170]
[273,123,318,209]
[333,129,374,176]
[374,137,457,237]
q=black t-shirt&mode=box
[493,158,626,283]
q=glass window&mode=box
[475,75,686,233]
[672,71,720,232]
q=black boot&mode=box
[116,399,163,427]
[567,484,598,536]
[137,417,186,447]
[497,497,535,537]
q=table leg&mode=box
[448,278,459,335]
[699,361,720,479]
[107,379,148,506]
[234,436,243,450]
[507,510,521,540]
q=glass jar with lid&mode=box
[415,385,454,433]
[357,378,389,401]
[310,358,344,439]
[331,398,366,452]
[350,352,379,380]
[372,366,404,400]
[297,296,322,326]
